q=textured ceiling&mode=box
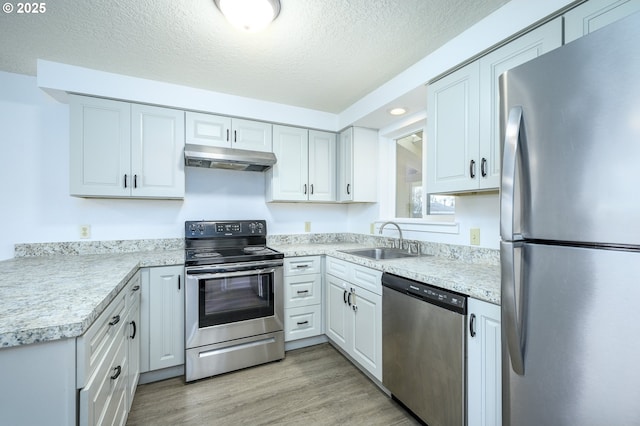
[0,0,509,114]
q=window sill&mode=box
[375,219,459,235]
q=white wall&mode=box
[0,71,349,260]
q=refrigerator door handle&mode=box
[500,106,523,241]
[501,240,525,375]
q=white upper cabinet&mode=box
[308,130,337,202]
[70,95,185,199]
[427,61,481,194]
[564,0,640,43]
[131,104,185,198]
[427,18,562,194]
[268,125,309,202]
[185,111,272,152]
[337,127,378,202]
[267,125,336,202]
[185,111,231,148]
[478,18,563,189]
[232,118,273,152]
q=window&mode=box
[395,131,454,217]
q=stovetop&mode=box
[184,220,283,266]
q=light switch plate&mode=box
[304,221,311,232]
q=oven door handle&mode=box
[187,268,277,280]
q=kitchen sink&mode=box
[338,247,420,260]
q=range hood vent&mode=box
[184,144,277,172]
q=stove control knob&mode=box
[249,222,256,233]
[257,222,264,234]
[188,224,197,235]
[198,224,205,235]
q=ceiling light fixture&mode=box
[389,107,408,116]
[214,0,281,32]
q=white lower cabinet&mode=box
[78,271,141,426]
[283,256,323,342]
[467,297,502,426]
[325,257,382,381]
[140,265,184,372]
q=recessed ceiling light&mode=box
[214,0,281,32]
[388,107,408,116]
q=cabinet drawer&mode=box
[284,305,322,342]
[77,290,127,388]
[326,256,349,278]
[326,256,382,295]
[284,274,322,308]
[79,334,128,426]
[350,264,382,295]
[126,271,141,310]
[284,256,322,276]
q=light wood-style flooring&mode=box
[127,343,420,425]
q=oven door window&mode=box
[198,271,274,327]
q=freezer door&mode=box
[499,12,640,245]
[501,241,640,426]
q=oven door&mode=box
[185,261,284,349]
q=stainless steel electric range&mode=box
[184,220,284,382]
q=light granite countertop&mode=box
[271,243,501,305]
[0,249,184,348]
[0,237,500,349]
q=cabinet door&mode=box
[478,18,562,190]
[349,285,382,381]
[148,266,184,371]
[325,274,349,351]
[337,127,353,201]
[350,127,378,202]
[125,300,140,411]
[564,0,640,43]
[269,125,309,201]
[70,95,131,197]
[232,118,273,152]
[308,130,337,202]
[427,61,480,194]
[185,111,231,148]
[130,104,185,198]
[467,298,502,426]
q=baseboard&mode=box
[138,365,184,384]
[285,334,328,351]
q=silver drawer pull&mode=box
[296,290,309,294]
[108,315,120,326]
[296,320,309,326]
[295,264,310,269]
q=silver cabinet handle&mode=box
[501,106,523,241]
[469,159,476,179]
[296,290,309,294]
[310,184,314,195]
[502,240,525,375]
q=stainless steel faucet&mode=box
[379,221,403,250]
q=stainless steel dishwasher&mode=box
[382,272,467,426]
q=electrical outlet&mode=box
[470,228,480,246]
[304,221,311,232]
[79,224,91,239]
[370,223,375,234]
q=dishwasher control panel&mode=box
[382,273,466,314]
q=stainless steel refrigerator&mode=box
[499,12,640,426]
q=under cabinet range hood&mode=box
[184,144,277,172]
